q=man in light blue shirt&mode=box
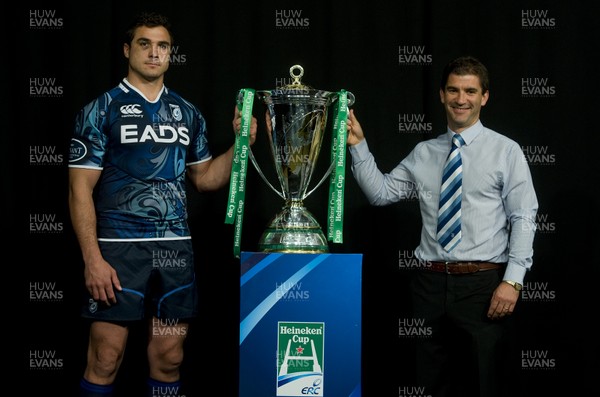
[347,56,538,397]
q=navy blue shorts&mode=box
[82,239,198,321]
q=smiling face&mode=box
[440,73,489,133]
[123,25,172,84]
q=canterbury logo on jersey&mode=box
[120,104,143,116]
[121,124,190,145]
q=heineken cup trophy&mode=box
[248,65,354,253]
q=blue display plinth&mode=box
[239,252,362,397]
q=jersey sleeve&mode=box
[68,93,110,169]
[185,106,212,166]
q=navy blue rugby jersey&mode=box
[69,78,212,241]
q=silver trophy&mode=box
[248,65,354,253]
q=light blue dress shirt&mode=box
[348,120,538,284]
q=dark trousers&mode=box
[410,269,512,397]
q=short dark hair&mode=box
[124,11,174,46]
[440,56,489,94]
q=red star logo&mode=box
[295,346,304,354]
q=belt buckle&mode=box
[444,262,453,274]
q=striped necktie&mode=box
[437,133,465,252]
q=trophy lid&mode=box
[258,64,338,105]
[281,64,310,90]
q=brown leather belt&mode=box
[426,261,504,274]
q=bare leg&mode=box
[83,321,129,385]
[147,317,189,382]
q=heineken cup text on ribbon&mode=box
[224,88,254,258]
[225,65,354,257]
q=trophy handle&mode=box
[237,89,286,200]
[248,147,286,200]
[305,160,335,198]
[304,90,354,197]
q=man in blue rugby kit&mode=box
[69,12,257,397]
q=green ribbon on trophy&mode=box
[225,88,255,258]
[327,90,348,243]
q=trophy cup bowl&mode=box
[248,65,354,253]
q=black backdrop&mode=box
[13,0,597,396]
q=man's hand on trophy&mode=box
[346,109,365,146]
[232,106,258,145]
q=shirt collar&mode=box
[446,120,483,146]
[121,78,166,103]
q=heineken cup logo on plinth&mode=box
[277,321,325,396]
[225,65,354,256]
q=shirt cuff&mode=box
[503,263,528,285]
[348,139,371,163]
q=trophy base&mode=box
[258,205,329,253]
